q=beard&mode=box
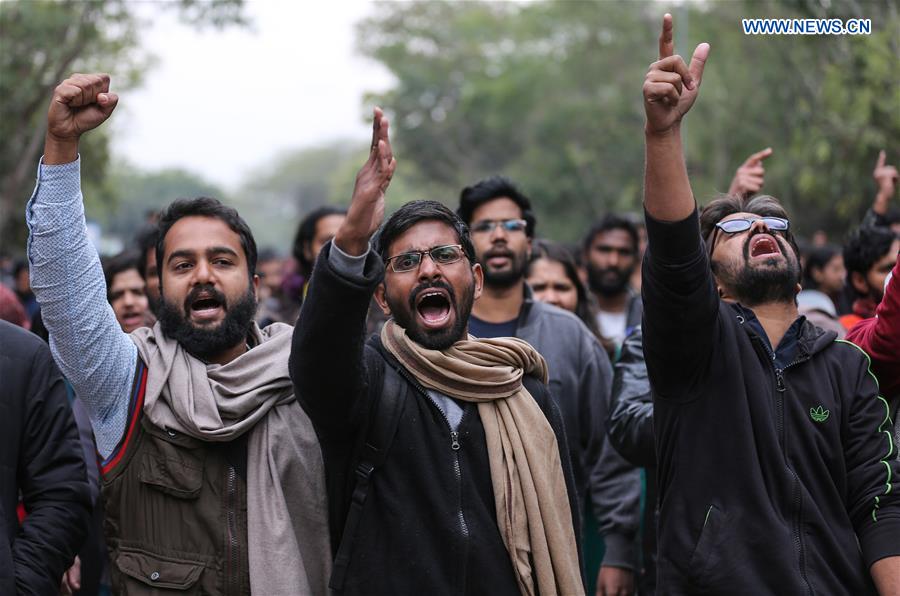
[714,236,800,307]
[388,278,474,351]
[479,246,529,288]
[587,264,632,297]
[146,293,161,318]
[158,283,257,360]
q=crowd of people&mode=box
[1,13,898,596]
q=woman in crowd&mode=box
[526,239,616,357]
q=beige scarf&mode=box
[131,321,331,596]
[381,320,583,596]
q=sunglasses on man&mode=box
[708,217,790,255]
[714,217,790,234]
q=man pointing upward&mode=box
[641,15,899,595]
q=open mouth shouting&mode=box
[413,286,454,330]
[747,234,782,261]
[186,286,227,325]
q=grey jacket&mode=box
[516,286,642,569]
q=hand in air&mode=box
[643,14,710,135]
[337,108,397,255]
[873,150,898,199]
[47,73,118,142]
[728,148,773,198]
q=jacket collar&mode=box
[729,302,833,364]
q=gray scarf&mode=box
[131,321,331,595]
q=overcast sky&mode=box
[112,1,393,190]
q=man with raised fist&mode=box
[291,111,584,594]
[640,15,900,595]
[26,73,331,595]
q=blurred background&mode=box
[1,0,898,258]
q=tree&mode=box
[0,0,247,254]
[97,161,229,246]
[358,0,899,242]
[232,139,437,251]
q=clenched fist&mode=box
[44,73,118,164]
[643,14,710,136]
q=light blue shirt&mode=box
[26,158,135,458]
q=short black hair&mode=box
[457,176,536,237]
[134,224,159,280]
[582,213,639,255]
[843,225,897,282]
[156,197,258,286]
[12,258,28,279]
[801,244,841,289]
[375,200,476,264]
[102,251,142,299]
[292,206,347,278]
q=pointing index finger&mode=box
[876,149,886,169]
[746,147,773,165]
[659,13,674,60]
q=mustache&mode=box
[407,280,456,311]
[183,283,228,312]
[484,247,514,259]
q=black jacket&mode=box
[642,210,900,595]
[291,243,582,595]
[607,327,655,469]
[0,321,92,596]
[606,326,658,594]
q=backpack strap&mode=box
[329,364,405,591]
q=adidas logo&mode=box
[810,405,830,423]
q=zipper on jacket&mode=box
[226,464,239,595]
[391,364,470,592]
[746,332,814,596]
[773,358,814,596]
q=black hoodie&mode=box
[642,210,900,595]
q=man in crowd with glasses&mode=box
[641,14,899,594]
[291,117,583,595]
[457,176,641,595]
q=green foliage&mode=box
[0,0,248,254]
[358,0,900,243]
[98,161,229,246]
[231,140,443,252]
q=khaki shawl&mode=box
[131,322,331,596]
[381,320,583,596]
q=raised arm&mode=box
[641,15,719,401]
[290,109,396,437]
[728,148,773,199]
[642,13,709,222]
[864,150,898,228]
[25,74,136,458]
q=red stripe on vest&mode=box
[101,367,147,476]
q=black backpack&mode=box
[328,364,405,591]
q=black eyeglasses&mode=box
[715,217,790,234]
[386,244,467,273]
[470,219,528,234]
